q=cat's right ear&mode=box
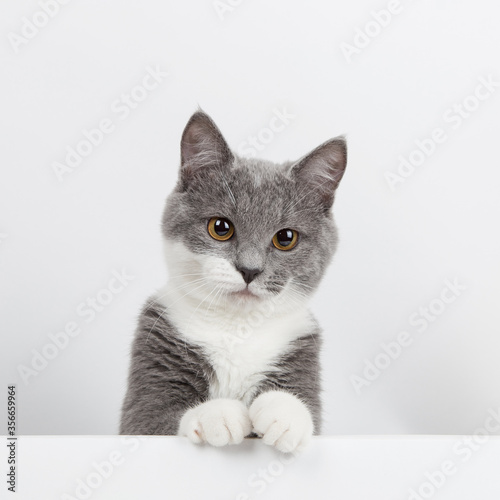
[178,110,233,190]
[289,136,347,209]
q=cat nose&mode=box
[237,267,262,284]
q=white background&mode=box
[8,436,500,499]
[0,0,499,436]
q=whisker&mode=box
[145,280,211,344]
[185,283,222,328]
[142,277,211,313]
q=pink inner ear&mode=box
[180,111,233,175]
[181,121,212,165]
[181,129,200,165]
[292,137,347,208]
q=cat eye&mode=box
[272,229,298,251]
[208,217,234,241]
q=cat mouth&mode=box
[232,287,259,299]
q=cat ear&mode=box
[179,110,233,189]
[290,136,347,209]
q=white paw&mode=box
[249,391,314,453]
[178,399,251,447]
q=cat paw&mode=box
[178,399,252,447]
[249,391,314,453]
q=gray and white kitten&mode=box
[120,111,347,453]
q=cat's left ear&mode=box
[178,110,233,190]
[290,136,347,209]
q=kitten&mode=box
[119,110,347,453]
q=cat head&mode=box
[161,110,347,312]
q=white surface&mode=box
[1,0,500,436]
[4,435,500,499]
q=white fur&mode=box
[159,239,314,449]
[249,391,314,453]
[158,239,313,406]
[178,399,251,446]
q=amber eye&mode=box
[208,217,234,241]
[272,229,298,251]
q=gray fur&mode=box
[120,301,213,434]
[120,110,346,436]
[253,322,323,433]
[120,300,322,434]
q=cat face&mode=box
[161,111,347,311]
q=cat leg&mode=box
[249,391,314,453]
[178,399,252,447]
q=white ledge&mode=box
[3,435,500,499]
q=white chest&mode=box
[158,292,312,405]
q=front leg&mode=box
[249,391,314,453]
[178,399,252,447]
